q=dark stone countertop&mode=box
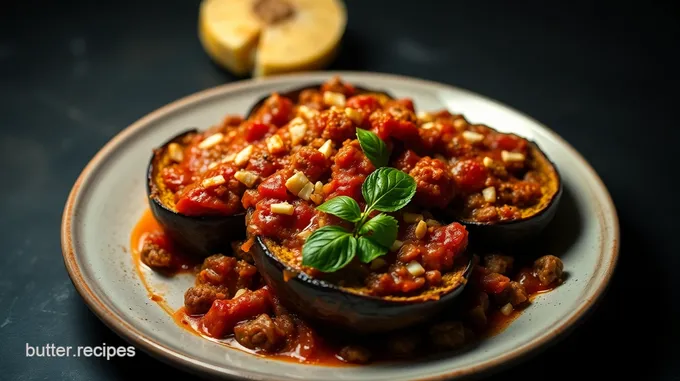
[1,0,678,380]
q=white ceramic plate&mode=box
[61,72,619,381]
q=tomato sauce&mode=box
[133,77,565,365]
[130,208,561,366]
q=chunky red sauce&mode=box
[150,77,558,299]
[136,77,565,365]
[132,208,563,365]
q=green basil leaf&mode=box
[316,196,362,223]
[356,236,388,263]
[301,226,357,272]
[356,128,389,168]
[358,213,398,248]
[362,167,417,212]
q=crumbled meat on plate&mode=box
[184,284,227,315]
[494,281,528,307]
[533,255,564,286]
[483,254,514,275]
[234,314,285,352]
[140,241,172,269]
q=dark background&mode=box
[1,0,678,380]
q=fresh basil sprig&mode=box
[356,128,390,168]
[302,167,416,272]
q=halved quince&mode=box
[198,0,347,77]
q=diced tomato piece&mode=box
[161,165,192,193]
[422,223,468,271]
[369,110,419,142]
[175,165,242,216]
[200,287,273,338]
[451,159,488,192]
[346,95,381,115]
[481,272,511,294]
[175,187,232,216]
[257,173,291,200]
[245,121,272,142]
[391,149,421,173]
[489,134,527,152]
[293,202,316,230]
[257,94,293,127]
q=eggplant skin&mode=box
[245,82,396,119]
[146,129,246,257]
[454,141,563,249]
[250,236,472,334]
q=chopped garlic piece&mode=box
[390,240,403,252]
[453,118,467,131]
[462,130,485,143]
[501,303,514,316]
[415,220,428,239]
[420,122,436,130]
[298,182,315,201]
[234,170,258,187]
[271,202,294,215]
[403,212,424,223]
[344,107,363,124]
[501,150,525,163]
[310,194,323,205]
[207,162,218,170]
[318,139,333,158]
[233,289,247,298]
[406,261,425,277]
[370,258,387,270]
[266,135,285,154]
[201,175,225,188]
[483,186,496,203]
[198,133,224,149]
[297,105,318,119]
[288,117,307,146]
[233,145,254,166]
[416,111,433,122]
[167,143,184,163]
[298,230,312,239]
[314,181,324,195]
[323,91,346,107]
[285,171,310,195]
[483,156,494,167]
[222,153,236,163]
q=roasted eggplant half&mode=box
[248,232,473,334]
[245,81,396,119]
[450,140,562,248]
[146,129,246,257]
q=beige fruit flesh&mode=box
[198,0,346,77]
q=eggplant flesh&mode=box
[451,141,562,249]
[249,235,472,334]
[246,82,396,119]
[146,129,246,258]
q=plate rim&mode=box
[60,70,620,381]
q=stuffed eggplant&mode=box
[448,139,562,247]
[133,76,570,365]
[146,129,247,257]
[248,230,472,333]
